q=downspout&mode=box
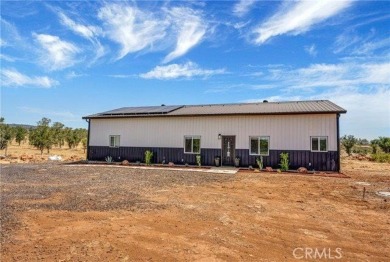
[336,114,340,172]
[85,119,91,161]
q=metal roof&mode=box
[85,105,183,117]
[83,100,346,119]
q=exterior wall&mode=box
[88,146,338,171]
[89,114,337,151]
[87,114,339,171]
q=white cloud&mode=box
[304,44,318,57]
[163,7,207,63]
[140,62,225,80]
[58,12,106,63]
[33,33,79,70]
[351,37,390,56]
[66,71,88,79]
[259,62,390,90]
[0,53,17,62]
[1,68,58,88]
[19,106,78,119]
[253,0,352,44]
[0,18,22,46]
[0,38,6,47]
[58,12,101,40]
[98,3,167,60]
[233,0,256,17]
[241,61,390,139]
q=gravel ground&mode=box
[0,163,234,243]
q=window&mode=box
[184,136,201,154]
[311,136,327,152]
[249,136,270,155]
[109,135,120,147]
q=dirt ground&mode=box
[1,158,389,261]
[0,141,86,164]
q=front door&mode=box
[221,136,236,166]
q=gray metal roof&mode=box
[85,105,183,118]
[83,100,346,119]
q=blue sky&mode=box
[1,0,389,139]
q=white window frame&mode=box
[109,135,120,148]
[311,136,328,152]
[184,136,201,154]
[249,136,270,156]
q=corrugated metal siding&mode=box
[89,114,337,151]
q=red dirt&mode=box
[1,158,389,261]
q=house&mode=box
[82,100,347,171]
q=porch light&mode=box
[218,134,221,139]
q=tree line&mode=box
[341,135,390,155]
[0,117,87,155]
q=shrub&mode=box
[371,153,390,163]
[145,150,153,165]
[105,156,113,163]
[377,137,390,153]
[279,152,289,171]
[256,156,263,170]
[196,155,201,166]
[341,135,357,156]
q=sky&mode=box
[1,0,389,139]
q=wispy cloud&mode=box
[0,18,22,46]
[58,12,101,40]
[140,62,225,80]
[1,68,58,88]
[98,3,167,60]
[107,74,136,79]
[19,106,78,120]
[163,7,207,63]
[58,11,106,63]
[33,33,79,70]
[304,44,318,57]
[253,0,353,44]
[261,62,390,90]
[66,71,88,79]
[0,53,17,62]
[233,0,256,17]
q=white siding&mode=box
[89,114,337,151]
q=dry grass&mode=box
[0,140,86,163]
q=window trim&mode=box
[109,135,120,148]
[184,135,201,154]
[310,136,328,152]
[249,136,270,156]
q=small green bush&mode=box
[145,150,153,165]
[371,153,390,163]
[256,156,263,170]
[279,152,289,171]
[196,155,201,166]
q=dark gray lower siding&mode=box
[88,146,339,171]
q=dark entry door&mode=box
[222,136,235,166]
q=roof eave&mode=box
[82,110,347,119]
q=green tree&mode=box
[29,117,53,155]
[377,137,390,153]
[341,135,357,156]
[51,122,65,148]
[0,118,13,156]
[15,126,28,146]
[370,139,379,154]
[65,128,87,149]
